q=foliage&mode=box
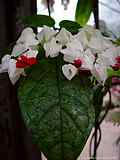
[113,38,120,45]
[75,0,92,26]
[59,20,81,34]
[22,15,55,27]
[107,68,120,78]
[18,56,94,160]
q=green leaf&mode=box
[113,38,120,46]
[18,56,94,160]
[107,68,120,78]
[59,20,81,34]
[75,0,92,26]
[22,15,55,27]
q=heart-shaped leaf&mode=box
[59,20,81,34]
[18,56,94,160]
[75,0,92,26]
[22,15,55,27]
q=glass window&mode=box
[37,0,120,37]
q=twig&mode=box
[89,126,101,159]
[89,85,112,160]
[46,0,51,17]
[92,0,99,29]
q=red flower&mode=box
[116,56,120,63]
[112,56,120,70]
[112,77,120,84]
[74,58,82,68]
[16,55,37,68]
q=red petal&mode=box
[16,55,28,68]
[112,63,120,70]
[20,55,28,63]
[16,61,27,68]
[112,77,120,84]
[74,58,82,68]
[27,57,38,65]
[16,55,37,68]
[116,56,120,63]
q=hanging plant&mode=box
[0,1,120,158]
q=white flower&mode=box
[0,55,24,84]
[88,31,113,52]
[101,46,120,66]
[12,44,38,58]
[37,26,57,44]
[75,25,98,49]
[62,64,78,80]
[12,27,39,57]
[80,25,96,36]
[0,55,11,72]
[90,46,120,84]
[17,27,39,46]
[91,57,108,84]
[8,59,24,84]
[61,40,94,70]
[74,30,89,49]
[44,37,62,57]
[12,43,27,57]
[75,25,113,52]
[61,39,84,63]
[55,28,74,45]
[43,28,74,58]
[82,49,95,70]
[23,47,38,58]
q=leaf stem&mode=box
[92,0,99,29]
[46,0,51,17]
[55,57,64,160]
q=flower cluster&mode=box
[0,25,120,85]
[37,25,120,84]
[0,28,39,84]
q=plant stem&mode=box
[46,0,51,17]
[92,0,99,29]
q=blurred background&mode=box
[0,0,120,53]
[37,0,120,37]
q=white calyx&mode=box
[0,55,25,85]
[12,27,39,57]
[62,64,78,80]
